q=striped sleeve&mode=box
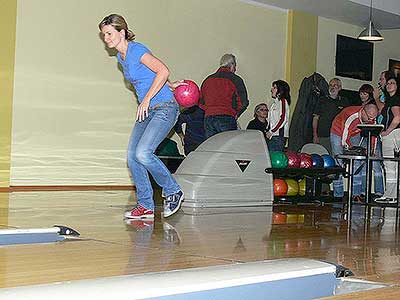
[270,99,287,133]
[342,113,359,146]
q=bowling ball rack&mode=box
[265,166,346,203]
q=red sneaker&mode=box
[124,205,154,219]
[125,219,154,231]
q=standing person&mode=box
[266,80,291,152]
[174,105,205,156]
[313,78,350,153]
[246,103,269,141]
[99,14,184,219]
[374,70,396,111]
[330,104,379,201]
[376,76,400,203]
[200,54,249,138]
[357,84,384,198]
[359,84,375,106]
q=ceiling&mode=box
[247,0,400,29]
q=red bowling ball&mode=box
[299,153,313,169]
[173,80,200,107]
[286,151,301,168]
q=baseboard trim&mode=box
[0,185,135,192]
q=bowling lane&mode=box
[1,190,400,290]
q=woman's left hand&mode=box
[265,132,272,139]
[381,130,389,137]
[136,99,150,122]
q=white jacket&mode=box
[268,97,290,138]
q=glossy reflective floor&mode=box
[0,191,400,299]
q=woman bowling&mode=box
[98,14,184,218]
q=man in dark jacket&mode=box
[313,78,350,154]
[200,54,249,138]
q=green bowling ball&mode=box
[270,151,288,168]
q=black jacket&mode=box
[288,73,329,152]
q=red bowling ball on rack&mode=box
[286,151,301,168]
[299,153,313,168]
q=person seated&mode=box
[174,105,206,156]
[246,103,269,141]
[330,103,379,201]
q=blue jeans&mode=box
[331,133,363,197]
[268,136,286,152]
[356,136,384,195]
[204,115,237,138]
[127,100,181,210]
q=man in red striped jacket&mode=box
[330,103,379,201]
[200,54,249,138]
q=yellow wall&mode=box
[0,0,17,187]
[7,1,400,187]
[11,0,287,185]
[285,10,318,117]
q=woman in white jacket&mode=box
[266,80,291,152]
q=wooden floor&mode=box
[0,190,400,299]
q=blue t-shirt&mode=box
[117,42,173,105]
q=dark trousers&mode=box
[204,115,237,139]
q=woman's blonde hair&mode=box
[98,14,135,41]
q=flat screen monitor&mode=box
[335,34,373,81]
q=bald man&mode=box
[330,104,379,201]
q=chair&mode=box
[301,143,329,156]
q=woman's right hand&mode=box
[136,99,150,122]
[168,80,187,91]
